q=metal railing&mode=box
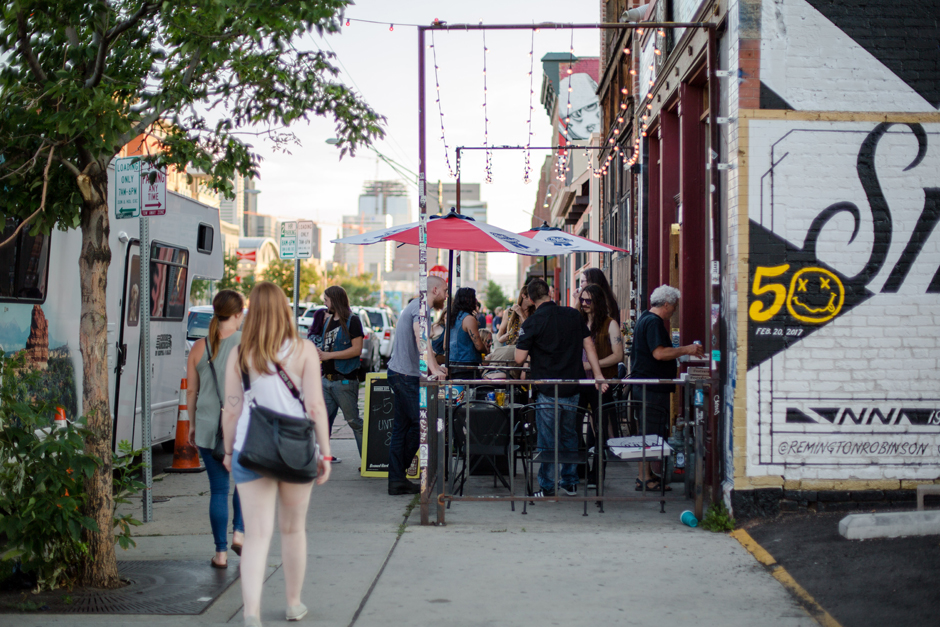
[421,374,713,525]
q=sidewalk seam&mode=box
[730,529,843,627]
[346,497,417,627]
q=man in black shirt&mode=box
[629,284,704,490]
[515,278,607,497]
[317,286,365,461]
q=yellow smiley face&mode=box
[786,267,844,324]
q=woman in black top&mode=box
[582,267,621,325]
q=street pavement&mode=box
[8,394,818,627]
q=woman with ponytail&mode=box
[186,289,246,569]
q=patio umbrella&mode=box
[332,211,572,372]
[333,210,569,256]
[519,221,629,279]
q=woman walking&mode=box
[448,287,488,379]
[222,282,332,626]
[186,289,245,569]
[577,284,624,487]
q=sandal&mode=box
[635,479,672,492]
[211,557,228,569]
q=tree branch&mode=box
[86,2,158,89]
[17,11,48,83]
[54,154,82,177]
[0,145,56,250]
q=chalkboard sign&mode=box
[360,372,418,478]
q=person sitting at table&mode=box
[514,278,607,498]
[448,287,488,380]
[497,286,534,346]
[577,283,624,487]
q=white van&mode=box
[0,167,223,453]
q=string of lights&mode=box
[555,30,575,181]
[430,31,458,179]
[523,29,536,185]
[482,31,493,184]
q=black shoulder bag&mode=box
[237,364,319,483]
[206,342,228,463]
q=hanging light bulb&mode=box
[389,24,394,31]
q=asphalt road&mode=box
[746,511,940,627]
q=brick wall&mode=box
[728,0,940,509]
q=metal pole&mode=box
[417,26,431,525]
[293,258,300,326]
[139,216,153,523]
[444,249,454,373]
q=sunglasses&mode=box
[579,297,593,304]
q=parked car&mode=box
[298,305,381,372]
[186,305,215,348]
[359,306,397,366]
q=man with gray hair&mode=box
[629,285,704,491]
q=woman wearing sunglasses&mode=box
[577,284,624,488]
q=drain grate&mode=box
[65,560,239,614]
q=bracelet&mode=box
[321,455,336,462]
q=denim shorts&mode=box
[231,449,264,485]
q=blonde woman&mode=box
[496,285,534,346]
[222,282,332,627]
[186,289,245,569]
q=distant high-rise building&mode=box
[359,180,410,226]
[426,182,488,284]
[218,174,245,233]
[334,214,392,277]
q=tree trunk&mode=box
[76,163,120,589]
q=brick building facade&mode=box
[596,0,940,518]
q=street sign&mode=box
[279,221,297,259]
[296,220,314,259]
[114,157,140,219]
[140,163,166,216]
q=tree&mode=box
[326,265,380,306]
[0,1,382,588]
[484,280,509,311]
[260,258,321,302]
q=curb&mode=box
[730,529,842,627]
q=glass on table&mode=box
[496,390,506,406]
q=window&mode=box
[150,243,189,320]
[197,223,213,254]
[0,218,51,302]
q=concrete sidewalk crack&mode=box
[347,494,419,627]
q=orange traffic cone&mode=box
[54,406,67,430]
[164,378,205,473]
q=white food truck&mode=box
[0,166,223,453]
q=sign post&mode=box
[295,221,314,326]
[280,221,299,323]
[137,163,165,523]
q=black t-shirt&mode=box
[629,310,677,393]
[516,301,590,397]
[321,314,364,377]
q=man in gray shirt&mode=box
[387,276,448,494]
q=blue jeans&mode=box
[535,393,580,492]
[323,377,364,454]
[198,447,244,552]
[387,369,420,483]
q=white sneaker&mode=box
[287,603,308,621]
[331,457,342,464]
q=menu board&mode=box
[360,372,417,479]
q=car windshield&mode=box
[187,311,213,340]
[301,306,323,319]
[365,311,384,328]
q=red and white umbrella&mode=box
[518,222,629,253]
[332,211,571,256]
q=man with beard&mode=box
[387,276,448,495]
[317,285,365,463]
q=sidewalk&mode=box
[9,417,816,627]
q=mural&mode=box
[557,73,600,142]
[0,303,78,420]
[745,121,940,477]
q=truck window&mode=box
[150,243,189,320]
[0,217,51,303]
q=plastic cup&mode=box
[496,391,506,406]
[680,510,698,527]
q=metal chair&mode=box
[450,400,525,508]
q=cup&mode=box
[496,391,506,406]
[680,510,698,528]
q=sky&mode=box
[252,0,602,283]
